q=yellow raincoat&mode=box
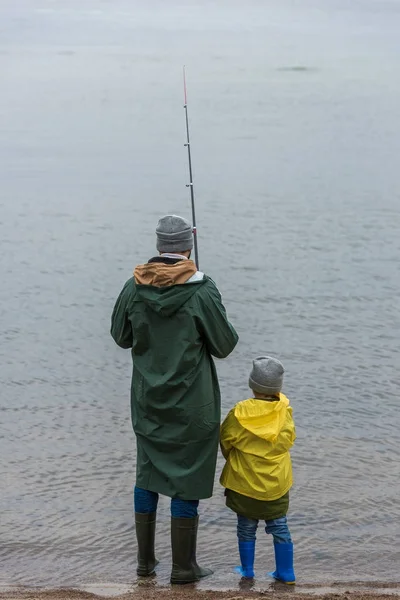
[220,394,295,501]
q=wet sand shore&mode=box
[1,582,399,600]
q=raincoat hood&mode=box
[135,280,206,318]
[233,394,290,444]
[133,260,206,317]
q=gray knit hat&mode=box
[156,215,194,253]
[249,356,284,395]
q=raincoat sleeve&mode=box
[220,409,237,459]
[197,279,238,359]
[274,408,296,454]
[110,280,133,349]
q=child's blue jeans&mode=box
[237,515,292,544]
[134,486,199,518]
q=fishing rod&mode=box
[183,66,199,270]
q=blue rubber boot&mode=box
[235,540,255,578]
[269,542,295,584]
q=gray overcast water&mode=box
[1,0,400,588]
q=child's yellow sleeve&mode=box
[275,407,296,454]
[220,409,237,459]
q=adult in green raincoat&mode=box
[111,215,238,584]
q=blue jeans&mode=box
[237,515,292,544]
[134,486,199,518]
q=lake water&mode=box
[1,0,399,588]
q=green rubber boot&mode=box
[135,512,159,577]
[170,516,213,584]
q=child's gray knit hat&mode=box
[249,356,284,395]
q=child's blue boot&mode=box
[235,540,255,578]
[269,542,295,584]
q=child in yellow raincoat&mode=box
[220,356,296,582]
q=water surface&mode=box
[1,0,399,587]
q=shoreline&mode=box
[1,582,399,600]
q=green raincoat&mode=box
[111,268,238,500]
